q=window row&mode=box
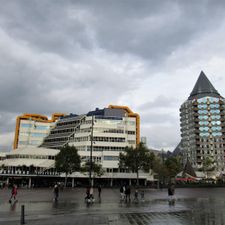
[197,97,219,104]
[93,137,126,142]
[103,156,119,161]
[86,146,125,152]
[199,115,221,120]
[200,132,222,137]
[21,124,50,130]
[198,109,220,114]
[199,126,221,131]
[198,104,220,109]
[19,140,42,145]
[6,155,55,160]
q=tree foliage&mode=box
[164,156,182,178]
[152,155,182,183]
[199,156,215,178]
[119,143,155,185]
[81,161,104,177]
[55,145,81,177]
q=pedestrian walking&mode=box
[85,186,91,202]
[125,186,131,202]
[9,184,18,203]
[90,186,95,202]
[140,190,145,202]
[120,186,124,200]
[133,189,139,203]
[168,182,175,205]
[98,185,101,198]
[53,183,59,202]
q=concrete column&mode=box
[28,177,32,188]
[110,178,113,187]
[6,177,9,186]
[129,179,131,186]
[72,178,75,188]
[144,179,147,186]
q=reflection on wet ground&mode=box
[1,188,225,224]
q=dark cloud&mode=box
[1,1,224,61]
[139,95,178,111]
[141,112,177,125]
[0,1,225,150]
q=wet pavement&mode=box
[1,187,225,224]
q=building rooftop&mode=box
[188,71,221,100]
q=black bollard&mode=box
[20,205,25,224]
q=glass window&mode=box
[210,104,219,109]
[103,156,119,161]
[211,115,221,119]
[35,125,49,130]
[21,124,32,128]
[209,97,219,103]
[211,126,221,131]
[31,133,46,137]
[199,115,208,120]
[200,132,209,137]
[212,132,222,137]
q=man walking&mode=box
[53,183,59,202]
[9,184,18,203]
[98,185,102,198]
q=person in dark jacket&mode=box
[98,185,102,198]
[53,184,59,202]
[125,186,131,202]
[168,183,175,204]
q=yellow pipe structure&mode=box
[13,113,65,149]
[108,105,140,145]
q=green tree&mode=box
[152,155,182,185]
[164,156,182,178]
[55,145,81,186]
[152,155,167,184]
[119,143,154,186]
[81,161,104,185]
[201,156,215,179]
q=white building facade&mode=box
[40,106,154,185]
[13,113,64,149]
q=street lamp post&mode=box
[89,115,94,186]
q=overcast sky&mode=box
[1,0,225,151]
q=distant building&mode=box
[172,142,182,157]
[4,106,155,186]
[141,136,147,146]
[41,105,140,174]
[0,147,60,187]
[13,113,64,149]
[180,71,225,175]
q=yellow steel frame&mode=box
[13,113,65,149]
[108,105,140,145]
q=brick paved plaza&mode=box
[1,187,225,225]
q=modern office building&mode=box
[41,105,154,185]
[41,105,140,174]
[13,113,65,149]
[180,71,225,175]
[3,106,154,186]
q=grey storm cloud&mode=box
[141,112,177,125]
[1,0,225,150]
[0,1,224,61]
[138,95,178,111]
